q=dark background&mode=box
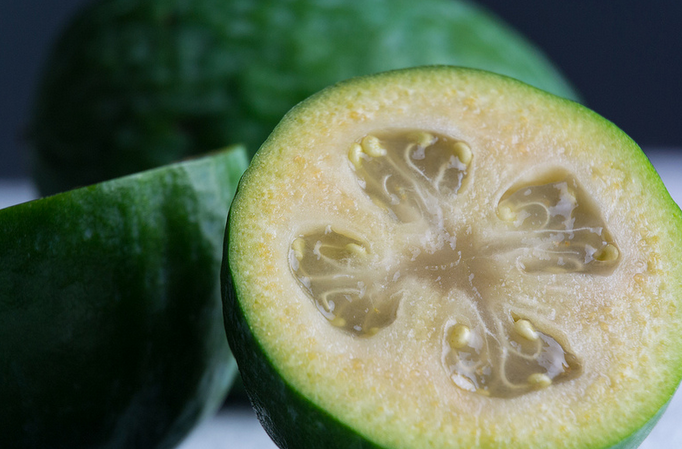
[2,1,681,178]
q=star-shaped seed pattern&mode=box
[289,130,620,398]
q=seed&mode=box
[498,204,516,222]
[448,324,471,349]
[594,243,619,262]
[452,141,472,165]
[514,319,538,341]
[361,135,387,157]
[528,373,552,388]
[292,238,306,261]
[331,316,347,328]
[348,143,363,168]
[411,131,436,148]
[345,243,367,257]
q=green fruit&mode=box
[223,67,682,448]
[29,0,579,196]
[1,146,247,448]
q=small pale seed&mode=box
[348,143,363,168]
[452,141,472,165]
[594,243,619,262]
[361,135,387,157]
[498,204,516,222]
[345,243,367,257]
[411,131,436,148]
[514,319,539,341]
[292,238,306,261]
[331,316,347,328]
[448,324,471,349]
[528,373,552,388]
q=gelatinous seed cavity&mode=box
[289,229,400,336]
[442,318,581,398]
[295,140,590,396]
[497,172,619,274]
[349,130,472,223]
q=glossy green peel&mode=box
[224,67,682,448]
[0,146,247,449]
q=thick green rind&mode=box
[222,228,384,449]
[29,0,580,195]
[0,146,248,449]
[224,66,682,448]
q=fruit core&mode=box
[288,130,620,398]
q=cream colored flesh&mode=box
[290,129,620,398]
[229,67,682,448]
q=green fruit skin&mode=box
[0,146,247,449]
[223,260,670,449]
[30,0,579,195]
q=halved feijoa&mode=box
[0,146,247,449]
[223,67,682,449]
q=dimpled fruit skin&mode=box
[0,146,247,449]
[30,0,579,195]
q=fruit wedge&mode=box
[29,0,579,195]
[0,146,247,448]
[223,67,682,448]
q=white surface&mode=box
[179,406,277,449]
[648,151,682,207]
[1,150,681,449]
[0,179,37,210]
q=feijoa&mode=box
[0,146,247,448]
[29,0,579,195]
[223,67,682,448]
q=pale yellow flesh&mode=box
[230,68,682,448]
[291,130,605,398]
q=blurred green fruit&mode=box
[29,0,579,195]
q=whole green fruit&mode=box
[29,0,579,195]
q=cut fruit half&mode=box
[223,67,682,448]
[0,146,247,448]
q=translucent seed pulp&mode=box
[442,318,581,398]
[289,229,401,336]
[496,174,620,275]
[349,130,471,223]
[289,129,618,398]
